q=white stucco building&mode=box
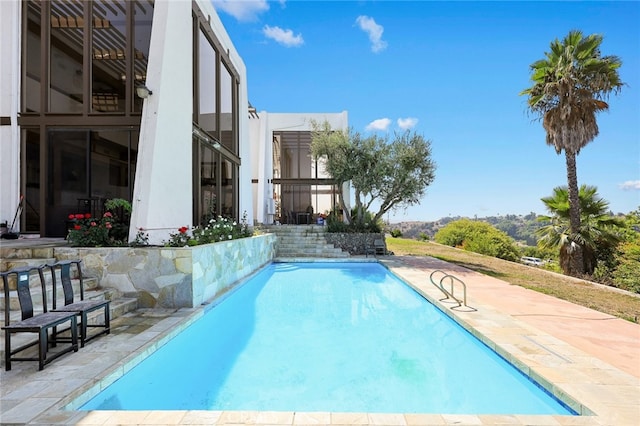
[0,0,348,245]
[250,111,350,225]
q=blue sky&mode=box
[212,0,640,222]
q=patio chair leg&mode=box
[71,316,79,352]
[39,329,47,371]
[105,308,111,336]
[5,331,11,371]
[80,314,87,348]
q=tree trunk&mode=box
[565,151,585,276]
[337,185,351,224]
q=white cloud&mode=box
[397,117,418,130]
[366,118,392,132]
[212,0,270,22]
[263,25,304,47]
[355,15,387,53]
[619,180,640,190]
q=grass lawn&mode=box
[386,237,640,323]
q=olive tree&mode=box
[310,121,436,228]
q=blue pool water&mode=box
[81,262,574,414]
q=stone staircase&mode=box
[0,244,138,324]
[264,225,349,258]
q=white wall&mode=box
[0,1,21,230]
[129,0,251,245]
[128,1,194,245]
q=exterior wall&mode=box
[54,234,276,308]
[0,1,21,231]
[128,1,194,245]
[251,111,350,225]
[0,1,251,241]
[249,115,263,225]
[128,0,251,245]
[201,1,253,227]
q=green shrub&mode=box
[611,240,640,293]
[434,218,520,261]
[390,229,403,238]
[325,208,382,233]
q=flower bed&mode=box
[54,234,277,308]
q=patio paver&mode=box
[1,255,638,425]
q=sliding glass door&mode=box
[45,129,137,237]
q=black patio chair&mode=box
[365,238,387,257]
[47,260,110,347]
[1,265,78,371]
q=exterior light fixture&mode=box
[213,142,221,150]
[136,84,153,98]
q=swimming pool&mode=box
[80,262,575,414]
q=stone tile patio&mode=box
[1,256,638,425]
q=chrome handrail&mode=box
[439,274,466,307]
[429,269,455,302]
[429,269,475,311]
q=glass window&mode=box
[220,158,236,218]
[47,130,88,236]
[24,1,42,113]
[91,0,127,113]
[198,30,217,135]
[133,0,153,113]
[49,1,84,113]
[23,128,41,232]
[277,131,314,179]
[220,64,234,151]
[199,144,218,224]
[91,130,135,201]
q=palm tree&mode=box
[537,185,624,275]
[521,30,624,276]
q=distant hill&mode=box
[388,213,543,246]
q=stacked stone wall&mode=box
[54,234,276,308]
[324,233,386,255]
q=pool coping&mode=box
[1,257,638,425]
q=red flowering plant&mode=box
[165,226,194,247]
[66,212,116,247]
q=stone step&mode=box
[0,246,57,260]
[0,260,88,291]
[278,243,338,249]
[0,296,138,362]
[265,225,327,231]
[278,237,333,245]
[277,252,350,259]
[108,297,138,319]
[0,257,57,273]
[263,224,349,258]
[277,247,347,254]
[1,278,113,312]
[2,294,137,325]
[278,251,348,257]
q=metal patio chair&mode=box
[1,265,78,371]
[47,260,110,347]
[365,238,387,257]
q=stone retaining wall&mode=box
[54,234,276,308]
[324,233,386,255]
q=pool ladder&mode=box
[429,270,476,311]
